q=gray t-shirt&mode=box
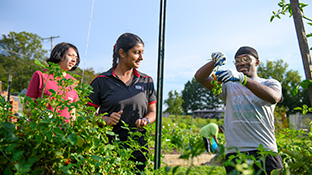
[218,77,282,154]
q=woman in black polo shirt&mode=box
[88,33,157,173]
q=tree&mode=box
[164,90,183,117]
[271,0,312,106]
[181,78,224,113]
[257,59,309,114]
[0,31,48,92]
[73,67,97,84]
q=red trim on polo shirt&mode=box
[87,101,99,108]
[143,75,154,81]
[133,68,140,77]
[112,65,141,78]
[112,65,117,77]
[148,100,157,105]
[90,75,108,84]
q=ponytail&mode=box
[112,53,118,67]
[112,43,118,67]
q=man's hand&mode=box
[105,110,123,126]
[212,52,227,67]
[215,69,244,83]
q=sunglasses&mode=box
[233,55,255,65]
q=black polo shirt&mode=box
[88,66,157,144]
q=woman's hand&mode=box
[135,118,149,129]
[104,110,123,126]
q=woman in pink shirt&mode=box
[24,42,80,122]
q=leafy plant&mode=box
[0,61,150,174]
[271,0,312,50]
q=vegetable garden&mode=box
[1,62,312,175]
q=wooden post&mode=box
[290,0,312,106]
[282,112,288,128]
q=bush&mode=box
[0,62,149,174]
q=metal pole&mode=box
[154,0,167,170]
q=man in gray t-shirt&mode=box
[194,46,283,174]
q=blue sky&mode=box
[1,0,311,104]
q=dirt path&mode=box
[162,153,218,166]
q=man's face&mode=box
[234,54,259,77]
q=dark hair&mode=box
[112,33,144,67]
[219,125,225,133]
[47,42,80,71]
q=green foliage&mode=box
[0,31,48,92]
[294,104,312,115]
[271,0,312,50]
[0,62,148,174]
[181,78,224,113]
[275,128,312,175]
[72,67,98,85]
[0,31,98,94]
[258,59,309,114]
[164,90,184,117]
[153,165,226,175]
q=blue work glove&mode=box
[211,52,227,67]
[215,69,245,83]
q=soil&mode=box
[162,153,219,167]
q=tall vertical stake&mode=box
[7,75,12,103]
[155,0,167,170]
[290,0,312,105]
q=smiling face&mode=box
[234,54,259,77]
[119,43,144,69]
[58,47,78,71]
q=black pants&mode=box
[203,137,211,152]
[129,153,147,175]
[225,150,283,175]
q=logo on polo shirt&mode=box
[135,85,144,91]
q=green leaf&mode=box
[292,85,299,96]
[93,138,100,147]
[35,134,43,144]
[30,121,37,129]
[53,127,64,135]
[27,156,39,164]
[303,110,308,115]
[49,89,56,95]
[4,167,13,175]
[5,144,17,154]
[1,122,16,132]
[77,136,84,147]
[294,107,302,110]
[67,134,77,145]
[61,166,72,174]
[13,150,24,161]
[34,59,46,68]
[300,79,312,89]
[91,155,100,161]
[106,144,115,150]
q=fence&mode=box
[289,113,312,131]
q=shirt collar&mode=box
[110,64,141,78]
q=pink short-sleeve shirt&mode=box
[26,70,79,122]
